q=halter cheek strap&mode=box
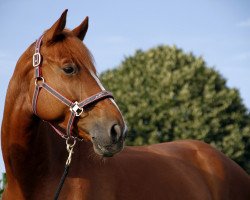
[32,35,114,140]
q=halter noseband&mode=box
[32,35,114,140]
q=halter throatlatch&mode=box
[32,35,114,140]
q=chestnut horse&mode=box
[1,10,250,200]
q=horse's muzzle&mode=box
[91,124,127,157]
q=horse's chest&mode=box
[33,176,116,200]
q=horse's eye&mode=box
[62,66,76,75]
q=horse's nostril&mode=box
[110,124,121,143]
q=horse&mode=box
[1,9,250,200]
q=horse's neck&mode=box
[1,74,66,195]
[1,69,98,200]
[2,76,34,148]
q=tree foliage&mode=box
[0,173,6,198]
[100,45,250,173]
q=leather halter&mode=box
[32,35,114,140]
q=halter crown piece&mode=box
[32,35,114,140]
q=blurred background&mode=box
[0,0,249,177]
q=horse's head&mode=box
[25,10,126,157]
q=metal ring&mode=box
[35,77,45,86]
[66,137,76,148]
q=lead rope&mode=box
[53,139,76,200]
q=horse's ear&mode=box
[44,9,68,42]
[72,16,89,41]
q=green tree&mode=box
[100,45,250,173]
[0,173,6,198]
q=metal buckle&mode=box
[33,52,41,67]
[70,101,83,116]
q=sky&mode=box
[0,0,249,172]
